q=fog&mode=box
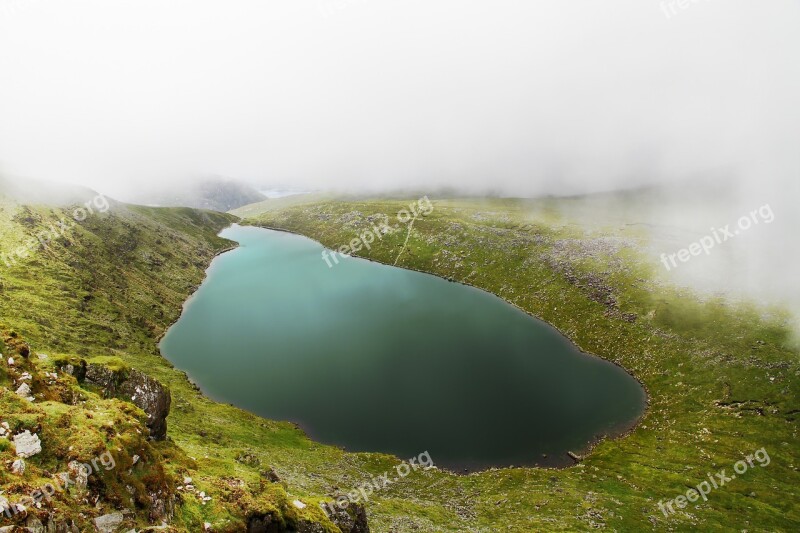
[1,0,799,321]
[0,0,797,196]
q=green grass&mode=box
[0,199,341,531]
[0,192,798,531]
[245,196,800,532]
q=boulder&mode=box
[14,382,31,397]
[14,430,42,458]
[93,512,124,533]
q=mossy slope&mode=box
[246,197,799,532]
[0,198,345,531]
[1,190,798,532]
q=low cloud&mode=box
[0,1,798,318]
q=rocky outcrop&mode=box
[116,369,171,440]
[245,501,369,533]
[296,521,326,533]
[60,359,87,382]
[86,364,171,440]
[57,360,171,440]
[146,486,175,523]
[246,511,286,533]
[328,502,370,533]
[0,509,80,532]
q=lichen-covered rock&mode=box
[146,486,175,523]
[118,370,171,440]
[296,521,326,533]
[84,364,126,396]
[61,360,171,440]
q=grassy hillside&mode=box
[230,193,334,219]
[0,197,354,531]
[1,191,798,531]
[245,197,800,532]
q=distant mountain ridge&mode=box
[0,175,103,206]
[128,177,267,212]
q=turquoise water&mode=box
[160,225,646,471]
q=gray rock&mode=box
[94,512,124,533]
[12,458,25,475]
[57,359,87,382]
[328,502,370,533]
[68,460,89,490]
[118,370,171,441]
[14,430,42,458]
[260,467,281,483]
[296,522,326,533]
[70,362,171,440]
[146,488,174,523]
[25,515,45,532]
[43,519,80,533]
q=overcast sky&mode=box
[0,0,798,199]
[1,1,799,321]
